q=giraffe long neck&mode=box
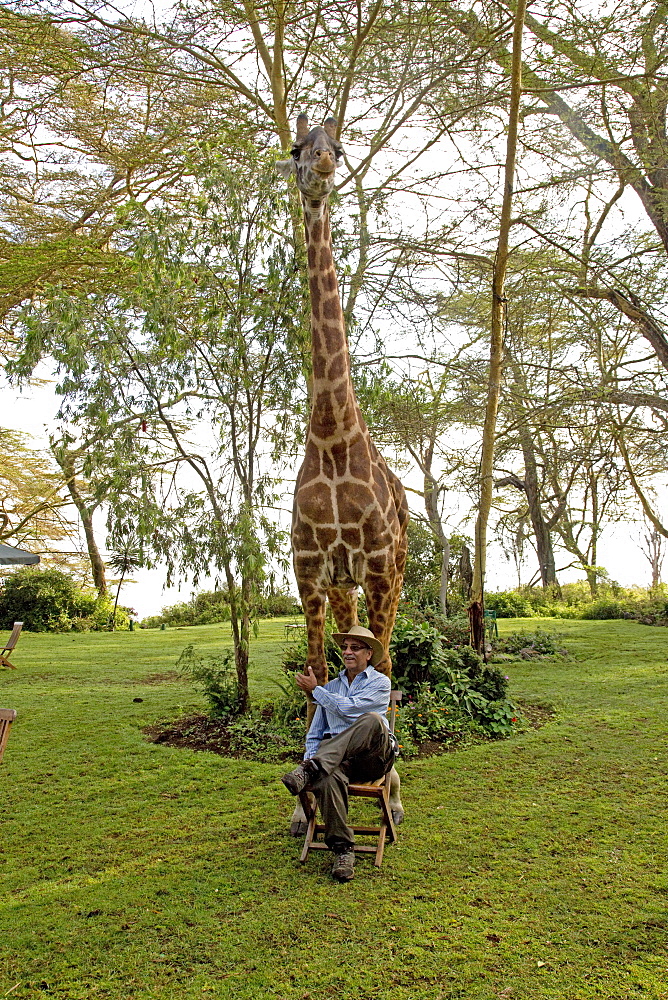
[303,199,357,440]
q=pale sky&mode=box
[2,368,658,619]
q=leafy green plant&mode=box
[485,591,537,618]
[394,685,471,757]
[580,599,625,620]
[177,644,242,718]
[224,714,304,762]
[390,614,518,744]
[498,628,567,657]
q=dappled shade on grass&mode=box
[1,618,667,999]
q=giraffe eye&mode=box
[291,147,301,160]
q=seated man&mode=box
[281,625,398,882]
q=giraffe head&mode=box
[276,114,343,202]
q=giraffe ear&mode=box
[275,157,296,178]
[323,117,338,140]
[295,114,309,142]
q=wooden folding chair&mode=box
[0,709,17,763]
[298,691,402,868]
[0,622,23,669]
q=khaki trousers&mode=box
[309,713,395,851]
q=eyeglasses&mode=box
[340,643,370,652]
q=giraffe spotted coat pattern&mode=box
[277,115,409,685]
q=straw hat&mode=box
[332,625,384,667]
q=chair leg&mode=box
[296,779,399,868]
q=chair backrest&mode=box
[1,622,23,656]
[388,690,402,734]
[0,708,17,763]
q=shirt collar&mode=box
[338,664,374,683]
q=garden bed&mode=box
[143,698,555,760]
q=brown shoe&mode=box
[281,759,320,795]
[331,849,355,882]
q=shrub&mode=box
[580,599,625,620]
[390,616,444,691]
[485,591,536,618]
[498,628,567,657]
[177,644,242,719]
[394,685,471,757]
[141,587,301,628]
[254,590,303,618]
[142,590,231,628]
[0,567,128,632]
[395,604,471,648]
[390,614,517,743]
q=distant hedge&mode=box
[140,588,302,628]
[0,567,129,632]
[485,584,668,623]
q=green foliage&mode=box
[394,685,471,757]
[177,644,241,719]
[390,616,443,689]
[0,566,128,632]
[142,590,233,628]
[485,590,537,618]
[268,672,309,728]
[223,714,304,762]
[402,521,442,607]
[390,614,517,744]
[498,629,567,657]
[254,590,302,618]
[484,584,668,622]
[579,599,626,620]
[141,588,301,629]
[397,601,471,647]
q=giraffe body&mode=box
[278,116,409,683]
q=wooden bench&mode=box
[0,621,23,669]
[0,709,17,763]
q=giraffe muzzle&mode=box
[313,151,335,174]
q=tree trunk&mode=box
[424,470,450,616]
[469,0,527,653]
[459,545,473,600]
[53,446,108,599]
[508,362,559,588]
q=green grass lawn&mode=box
[1,617,667,999]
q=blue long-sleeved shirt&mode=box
[304,665,391,759]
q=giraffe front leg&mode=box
[297,583,328,725]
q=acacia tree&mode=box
[640,525,665,590]
[14,147,303,711]
[0,427,75,549]
[467,0,527,653]
[49,437,108,599]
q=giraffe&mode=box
[277,114,408,830]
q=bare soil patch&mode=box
[143,699,554,760]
